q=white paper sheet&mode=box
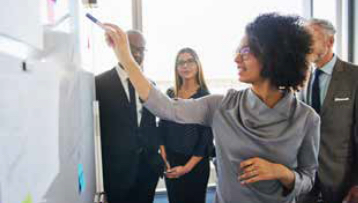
[0,54,60,203]
[0,0,43,49]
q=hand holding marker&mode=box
[86,13,114,46]
[87,12,173,177]
[85,13,106,30]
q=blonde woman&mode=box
[159,48,214,203]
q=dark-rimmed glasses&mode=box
[177,58,196,67]
[236,46,252,61]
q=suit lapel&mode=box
[139,107,146,127]
[320,59,344,116]
[110,68,130,105]
[109,68,137,125]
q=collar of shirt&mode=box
[247,89,294,119]
[115,64,143,125]
[308,54,336,106]
[311,54,337,76]
[115,64,129,82]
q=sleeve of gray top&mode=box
[144,84,223,127]
[291,111,321,197]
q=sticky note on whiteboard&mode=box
[22,193,33,203]
[78,164,86,194]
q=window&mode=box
[142,0,305,94]
[313,0,336,26]
[312,0,338,54]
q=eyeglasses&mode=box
[177,58,196,67]
[236,46,252,61]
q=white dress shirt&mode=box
[115,65,142,125]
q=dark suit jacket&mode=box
[299,57,358,193]
[95,68,164,190]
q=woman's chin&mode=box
[238,77,253,85]
[238,76,246,83]
[179,75,194,80]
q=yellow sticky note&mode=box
[22,194,33,203]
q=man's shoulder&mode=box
[333,58,358,86]
[95,69,119,88]
[337,58,358,73]
[346,62,358,75]
[95,68,115,80]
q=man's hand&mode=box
[344,186,358,203]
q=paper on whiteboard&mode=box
[45,0,70,25]
[0,54,60,203]
[0,0,43,49]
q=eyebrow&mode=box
[178,58,195,61]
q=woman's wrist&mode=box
[183,164,193,174]
[275,164,295,190]
[121,57,137,71]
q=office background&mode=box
[0,0,356,202]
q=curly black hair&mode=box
[245,13,312,91]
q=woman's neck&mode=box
[178,78,199,99]
[181,78,199,91]
[251,81,284,108]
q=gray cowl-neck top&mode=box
[145,86,320,203]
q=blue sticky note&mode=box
[78,164,86,194]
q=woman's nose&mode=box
[235,53,242,64]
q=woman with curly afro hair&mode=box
[104,13,320,203]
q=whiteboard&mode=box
[0,0,97,201]
[0,0,43,49]
[0,52,96,203]
[0,54,60,203]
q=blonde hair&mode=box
[174,48,209,96]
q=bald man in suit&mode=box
[96,30,164,203]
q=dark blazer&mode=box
[299,57,358,196]
[95,68,164,190]
[159,88,215,157]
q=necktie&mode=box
[127,79,138,126]
[312,69,323,114]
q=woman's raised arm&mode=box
[104,23,152,101]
